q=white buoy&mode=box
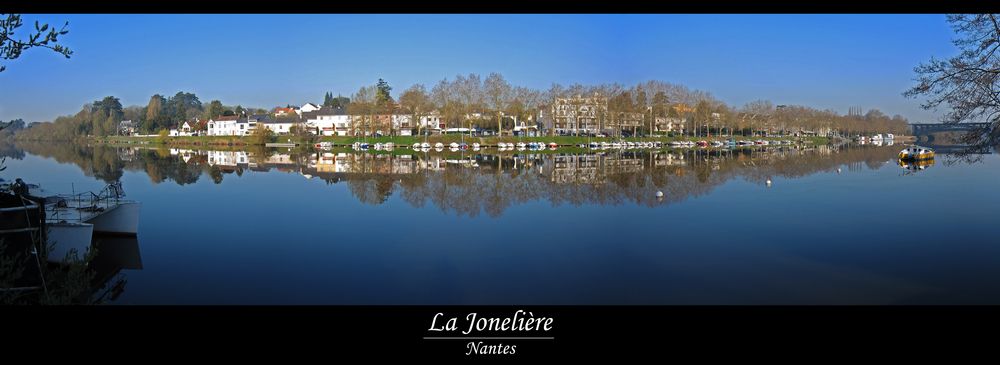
[837,168,842,174]
[766,179,772,186]
[655,191,664,198]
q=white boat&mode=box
[450,142,459,149]
[45,182,141,235]
[412,143,421,150]
[472,143,481,149]
[421,142,431,149]
[517,142,527,149]
[314,141,333,149]
[4,181,141,263]
[435,142,445,149]
[886,133,895,140]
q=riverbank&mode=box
[89,134,832,147]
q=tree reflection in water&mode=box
[6,141,908,217]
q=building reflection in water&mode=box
[11,141,912,217]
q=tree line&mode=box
[15,91,270,140]
[14,73,911,141]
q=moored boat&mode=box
[899,146,934,161]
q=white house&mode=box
[262,119,297,135]
[299,102,321,115]
[178,120,199,136]
[207,116,242,136]
[304,106,351,136]
[417,112,444,133]
[392,114,413,136]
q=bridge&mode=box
[910,122,990,135]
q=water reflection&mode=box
[7,141,908,217]
[88,235,143,303]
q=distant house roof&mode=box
[248,114,273,123]
[302,106,348,119]
[302,102,320,109]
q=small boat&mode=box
[711,141,724,147]
[669,141,683,147]
[549,142,558,149]
[899,146,934,161]
[696,140,708,147]
[589,142,599,149]
[886,133,895,140]
[449,142,459,149]
[472,143,481,149]
[315,141,333,149]
[435,142,445,149]
[517,142,527,149]
[412,143,421,150]
[421,142,431,149]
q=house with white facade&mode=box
[303,106,351,136]
[179,120,200,136]
[261,118,297,135]
[207,116,243,136]
[299,103,321,116]
[416,112,445,134]
[392,114,413,136]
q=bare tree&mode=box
[400,84,431,138]
[904,14,1000,147]
[484,72,512,138]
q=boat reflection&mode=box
[897,158,935,172]
[87,234,143,303]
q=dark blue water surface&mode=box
[5,142,999,304]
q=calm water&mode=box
[4,141,999,304]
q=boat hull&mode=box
[47,222,94,262]
[86,201,141,235]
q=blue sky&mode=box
[0,14,957,123]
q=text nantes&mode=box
[428,310,554,335]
